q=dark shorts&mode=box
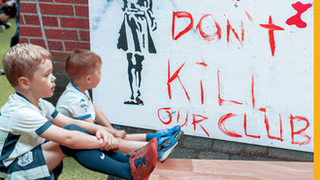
[0,145,51,180]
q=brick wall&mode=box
[19,0,313,162]
[20,0,90,104]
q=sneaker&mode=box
[0,25,5,32]
[0,67,4,75]
[130,143,157,180]
[156,125,181,138]
[4,22,11,29]
[157,130,184,163]
[129,138,158,158]
[155,125,181,138]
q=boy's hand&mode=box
[96,128,119,150]
[114,129,126,139]
[100,136,119,151]
[0,14,9,22]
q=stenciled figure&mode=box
[117,0,157,105]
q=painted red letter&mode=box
[177,111,188,127]
[264,113,283,142]
[172,11,194,40]
[244,113,260,138]
[218,113,242,138]
[217,69,243,106]
[158,107,172,125]
[196,14,221,41]
[259,16,284,56]
[192,114,210,137]
[227,19,244,47]
[167,59,190,101]
[290,115,311,145]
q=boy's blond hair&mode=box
[3,43,53,87]
[65,48,102,82]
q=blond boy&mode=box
[0,43,157,180]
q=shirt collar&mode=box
[70,83,91,101]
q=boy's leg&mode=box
[123,125,181,142]
[42,141,65,172]
[125,134,147,141]
[4,145,57,180]
[118,138,148,154]
[59,124,157,179]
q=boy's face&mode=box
[28,59,56,99]
[89,62,102,89]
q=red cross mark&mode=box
[286,1,312,28]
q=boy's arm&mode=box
[94,106,126,139]
[51,113,119,140]
[39,124,119,150]
[94,106,112,127]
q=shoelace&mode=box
[134,156,146,168]
[158,137,172,151]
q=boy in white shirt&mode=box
[56,48,184,163]
[0,43,158,180]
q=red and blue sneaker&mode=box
[130,142,157,180]
[129,138,158,158]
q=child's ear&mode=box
[85,74,92,84]
[18,77,30,90]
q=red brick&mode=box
[40,4,73,16]
[53,61,65,73]
[20,2,37,14]
[64,41,90,51]
[22,15,58,27]
[30,38,46,48]
[55,0,88,4]
[75,5,88,17]
[39,0,53,2]
[19,38,30,44]
[24,15,40,26]
[43,16,59,27]
[79,30,90,41]
[48,41,63,51]
[60,17,89,29]
[45,29,78,40]
[20,14,25,25]
[51,52,70,62]
[20,26,42,37]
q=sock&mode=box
[146,133,158,142]
[103,150,130,163]
[60,124,132,179]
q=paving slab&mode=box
[149,159,313,180]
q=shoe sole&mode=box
[158,130,184,163]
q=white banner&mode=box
[89,0,314,152]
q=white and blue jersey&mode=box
[56,83,95,121]
[0,92,58,179]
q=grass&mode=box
[59,157,108,180]
[0,18,109,179]
[0,18,17,69]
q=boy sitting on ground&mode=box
[0,43,158,180]
[56,48,184,163]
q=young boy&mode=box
[56,48,184,162]
[0,43,158,180]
